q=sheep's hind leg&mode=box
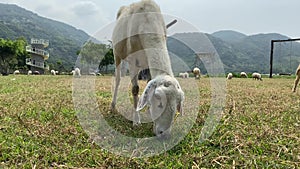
[292,75,300,92]
[131,75,141,125]
[111,64,121,110]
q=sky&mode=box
[0,0,299,38]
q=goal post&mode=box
[269,38,300,78]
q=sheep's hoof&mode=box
[133,112,141,126]
[133,121,141,126]
[110,102,116,112]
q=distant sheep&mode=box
[73,68,81,77]
[27,70,32,75]
[193,67,201,79]
[227,73,233,80]
[50,70,56,75]
[240,72,248,78]
[179,72,189,78]
[13,70,20,75]
[292,64,300,92]
[252,72,262,81]
[33,71,40,75]
[89,72,96,76]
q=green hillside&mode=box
[1,3,300,74]
[167,32,300,74]
[0,3,90,71]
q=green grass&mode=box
[0,75,299,168]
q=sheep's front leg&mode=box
[292,75,300,92]
[131,75,140,125]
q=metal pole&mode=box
[166,19,177,29]
[269,40,274,78]
[269,38,300,78]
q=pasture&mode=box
[0,75,299,168]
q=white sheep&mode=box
[192,67,201,79]
[13,70,20,75]
[240,72,248,78]
[50,69,56,75]
[73,68,81,77]
[179,72,189,78]
[111,0,184,139]
[252,72,262,81]
[227,73,233,79]
[292,64,300,92]
[33,71,40,75]
[27,70,32,75]
[89,72,96,76]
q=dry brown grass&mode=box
[0,75,299,168]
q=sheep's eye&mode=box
[164,81,171,87]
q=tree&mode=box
[79,40,107,66]
[78,40,112,74]
[0,38,27,75]
[99,47,114,73]
[14,37,29,70]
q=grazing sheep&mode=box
[13,70,20,75]
[73,68,81,77]
[227,73,233,80]
[50,70,56,75]
[252,72,263,81]
[240,72,248,78]
[27,70,32,75]
[192,67,201,79]
[33,71,40,75]
[292,64,300,92]
[111,0,184,139]
[89,72,96,76]
[179,72,189,78]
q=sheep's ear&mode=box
[136,80,156,111]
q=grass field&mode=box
[0,75,299,168]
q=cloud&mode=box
[72,1,99,16]
[0,0,299,37]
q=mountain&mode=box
[167,32,300,74]
[1,3,300,74]
[0,3,90,71]
[211,30,247,43]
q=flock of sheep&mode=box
[109,0,300,139]
[8,0,300,141]
[178,67,200,79]
[13,67,81,77]
[178,69,263,81]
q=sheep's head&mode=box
[137,75,184,140]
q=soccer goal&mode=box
[269,38,300,78]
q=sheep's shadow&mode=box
[104,108,155,138]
